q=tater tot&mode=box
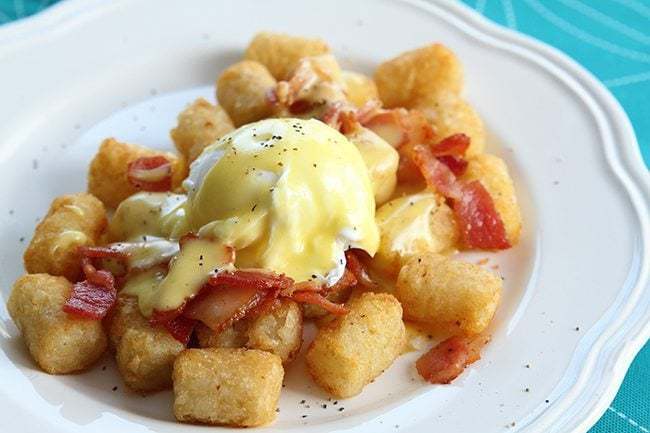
[296,54,342,83]
[342,70,379,107]
[414,91,486,156]
[170,98,234,163]
[396,254,501,335]
[374,44,463,109]
[246,300,303,363]
[245,31,330,80]
[374,191,458,276]
[173,348,283,427]
[462,154,522,245]
[87,138,186,208]
[196,321,249,349]
[346,127,399,206]
[216,60,277,127]
[23,193,107,281]
[306,292,405,398]
[107,295,184,393]
[7,274,107,374]
[195,300,303,364]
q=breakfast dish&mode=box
[7,31,522,427]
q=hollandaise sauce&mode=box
[111,118,381,317]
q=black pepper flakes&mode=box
[19,237,25,242]
[112,386,118,391]
[300,399,306,404]
[338,407,344,412]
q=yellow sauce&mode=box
[141,238,233,314]
[115,118,380,317]
[185,118,379,284]
[345,127,399,206]
[108,192,189,242]
[121,267,167,317]
[374,191,456,273]
[50,230,88,255]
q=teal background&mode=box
[1,0,648,431]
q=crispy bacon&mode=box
[208,269,294,291]
[127,156,173,192]
[430,133,470,157]
[281,280,322,297]
[437,155,468,176]
[63,280,117,320]
[78,245,129,260]
[162,315,197,345]
[64,256,117,320]
[183,285,271,332]
[149,306,184,326]
[344,249,375,289]
[324,268,357,295]
[412,145,460,197]
[416,335,489,384]
[412,144,510,250]
[290,291,348,315]
[453,181,511,250]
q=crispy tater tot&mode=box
[107,295,184,393]
[373,191,458,276]
[195,321,249,349]
[23,193,107,281]
[295,54,342,83]
[246,300,303,363]
[87,138,186,208]
[216,60,277,127]
[346,127,398,206]
[374,44,463,109]
[414,91,486,157]
[462,154,522,245]
[195,299,303,364]
[170,98,234,163]
[396,253,501,335]
[306,292,405,398]
[7,274,107,374]
[342,70,379,107]
[245,31,330,80]
[173,348,283,427]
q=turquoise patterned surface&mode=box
[1,0,648,432]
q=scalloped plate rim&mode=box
[0,1,648,432]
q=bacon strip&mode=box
[290,291,348,315]
[209,269,294,291]
[453,181,511,250]
[416,334,489,384]
[127,156,173,192]
[183,285,271,332]
[344,249,375,289]
[162,315,197,346]
[436,155,468,176]
[412,144,510,250]
[78,245,129,260]
[64,256,117,320]
[430,133,470,157]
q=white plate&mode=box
[0,1,648,432]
